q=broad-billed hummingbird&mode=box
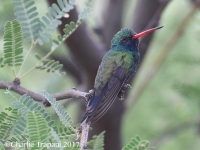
[82,26,163,124]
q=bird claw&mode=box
[85,89,94,105]
[72,87,77,91]
[124,84,132,89]
[119,94,125,100]
[118,84,132,100]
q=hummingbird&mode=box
[82,26,163,124]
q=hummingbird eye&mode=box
[121,37,128,43]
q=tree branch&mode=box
[0,80,87,106]
[47,0,106,86]
[100,0,125,48]
[59,7,105,85]
[79,120,90,150]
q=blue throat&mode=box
[111,40,139,54]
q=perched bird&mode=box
[82,26,163,124]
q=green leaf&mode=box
[3,20,23,68]
[78,7,91,20]
[70,21,76,28]
[52,3,61,14]
[53,126,76,139]
[58,0,64,9]
[51,6,91,51]
[12,116,26,136]
[122,136,151,150]
[34,53,42,60]
[50,128,62,146]
[136,135,141,142]
[50,7,57,17]
[12,95,55,127]
[0,57,3,67]
[87,131,105,150]
[25,1,35,9]
[27,111,49,149]
[41,91,73,127]
[65,24,72,30]
[13,0,40,42]
[36,59,65,75]
[36,0,75,45]
[0,108,21,143]
[57,34,62,41]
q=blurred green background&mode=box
[0,0,200,150]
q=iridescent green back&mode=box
[94,50,134,91]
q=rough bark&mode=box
[59,8,105,87]
[101,0,125,49]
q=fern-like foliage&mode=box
[3,20,23,67]
[0,108,20,143]
[1,93,78,147]
[9,135,28,143]
[13,0,76,45]
[122,135,150,150]
[37,0,75,45]
[35,53,65,75]
[87,131,105,150]
[51,7,91,50]
[0,107,28,143]
[53,126,76,139]
[13,0,40,43]
[12,95,54,127]
[78,7,91,21]
[50,128,62,145]
[0,57,4,67]
[41,90,73,127]
[12,116,26,136]
[27,111,49,149]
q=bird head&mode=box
[111,26,163,52]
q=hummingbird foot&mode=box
[124,84,132,89]
[118,93,125,100]
[85,89,95,105]
[118,84,132,100]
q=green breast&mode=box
[94,50,133,90]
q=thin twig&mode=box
[19,47,57,78]
[0,81,88,106]
[126,2,200,108]
[79,120,90,150]
[18,43,34,77]
[12,69,17,78]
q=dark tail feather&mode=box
[81,92,103,123]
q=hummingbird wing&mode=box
[82,50,135,124]
[88,67,127,123]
